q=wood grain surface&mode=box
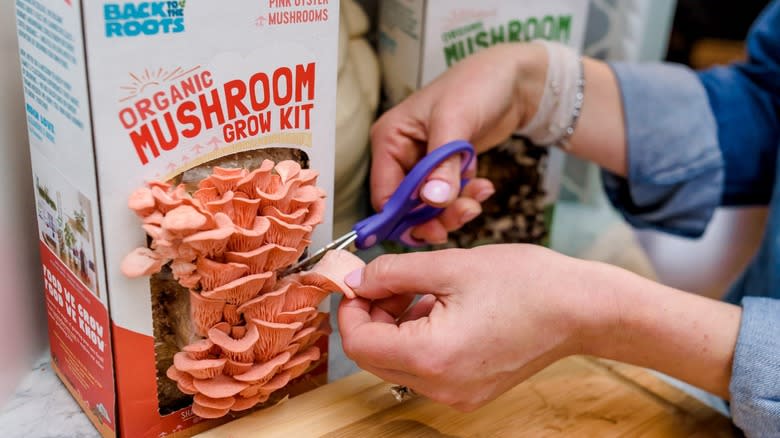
[197,356,735,437]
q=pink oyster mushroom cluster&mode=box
[120,162,364,419]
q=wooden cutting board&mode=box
[197,356,735,437]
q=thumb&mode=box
[419,111,474,207]
[344,252,455,301]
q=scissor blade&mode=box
[281,231,358,276]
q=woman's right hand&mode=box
[370,43,549,244]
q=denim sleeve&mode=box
[697,0,780,206]
[729,297,780,437]
[603,1,780,237]
[601,63,723,238]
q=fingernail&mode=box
[421,180,452,204]
[345,268,364,289]
[461,207,482,224]
[475,187,495,202]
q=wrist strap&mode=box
[516,40,585,150]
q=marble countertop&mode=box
[0,354,99,438]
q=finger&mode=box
[462,178,495,203]
[436,197,483,232]
[339,297,430,371]
[344,252,456,301]
[399,294,437,323]
[420,161,460,208]
[410,219,449,245]
[369,114,426,211]
[419,106,477,208]
[369,295,417,323]
[410,178,495,241]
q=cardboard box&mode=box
[15,1,338,436]
[378,0,589,247]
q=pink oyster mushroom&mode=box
[122,162,366,419]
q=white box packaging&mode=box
[378,0,589,247]
[15,1,338,436]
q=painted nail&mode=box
[421,180,452,204]
[344,268,364,289]
[461,207,482,224]
[475,187,495,203]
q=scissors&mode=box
[283,140,476,275]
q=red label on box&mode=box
[41,242,116,433]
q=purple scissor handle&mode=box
[281,140,476,276]
[352,140,476,250]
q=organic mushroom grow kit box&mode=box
[15,1,346,436]
[378,0,589,247]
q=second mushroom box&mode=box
[17,1,342,437]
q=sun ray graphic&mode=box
[119,66,200,103]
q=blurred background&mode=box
[0,0,773,409]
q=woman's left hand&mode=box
[338,243,741,410]
[338,244,608,411]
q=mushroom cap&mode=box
[224,359,254,376]
[142,211,165,226]
[194,393,236,410]
[181,213,234,258]
[208,323,259,363]
[151,186,183,213]
[236,285,288,322]
[302,197,326,227]
[275,160,302,185]
[231,394,268,412]
[261,205,307,225]
[224,244,275,276]
[260,370,293,395]
[262,244,301,272]
[201,271,275,305]
[275,307,318,324]
[297,169,319,187]
[282,346,321,379]
[281,281,330,311]
[182,339,217,360]
[128,186,156,216]
[193,187,220,204]
[236,160,275,194]
[228,216,271,252]
[173,352,226,380]
[192,374,250,399]
[191,403,230,419]
[162,205,208,234]
[233,351,291,384]
[252,319,303,362]
[120,247,164,278]
[197,257,250,291]
[189,290,227,337]
[264,216,312,248]
[285,249,365,299]
[232,196,262,229]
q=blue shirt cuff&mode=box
[729,297,780,436]
[602,62,724,238]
